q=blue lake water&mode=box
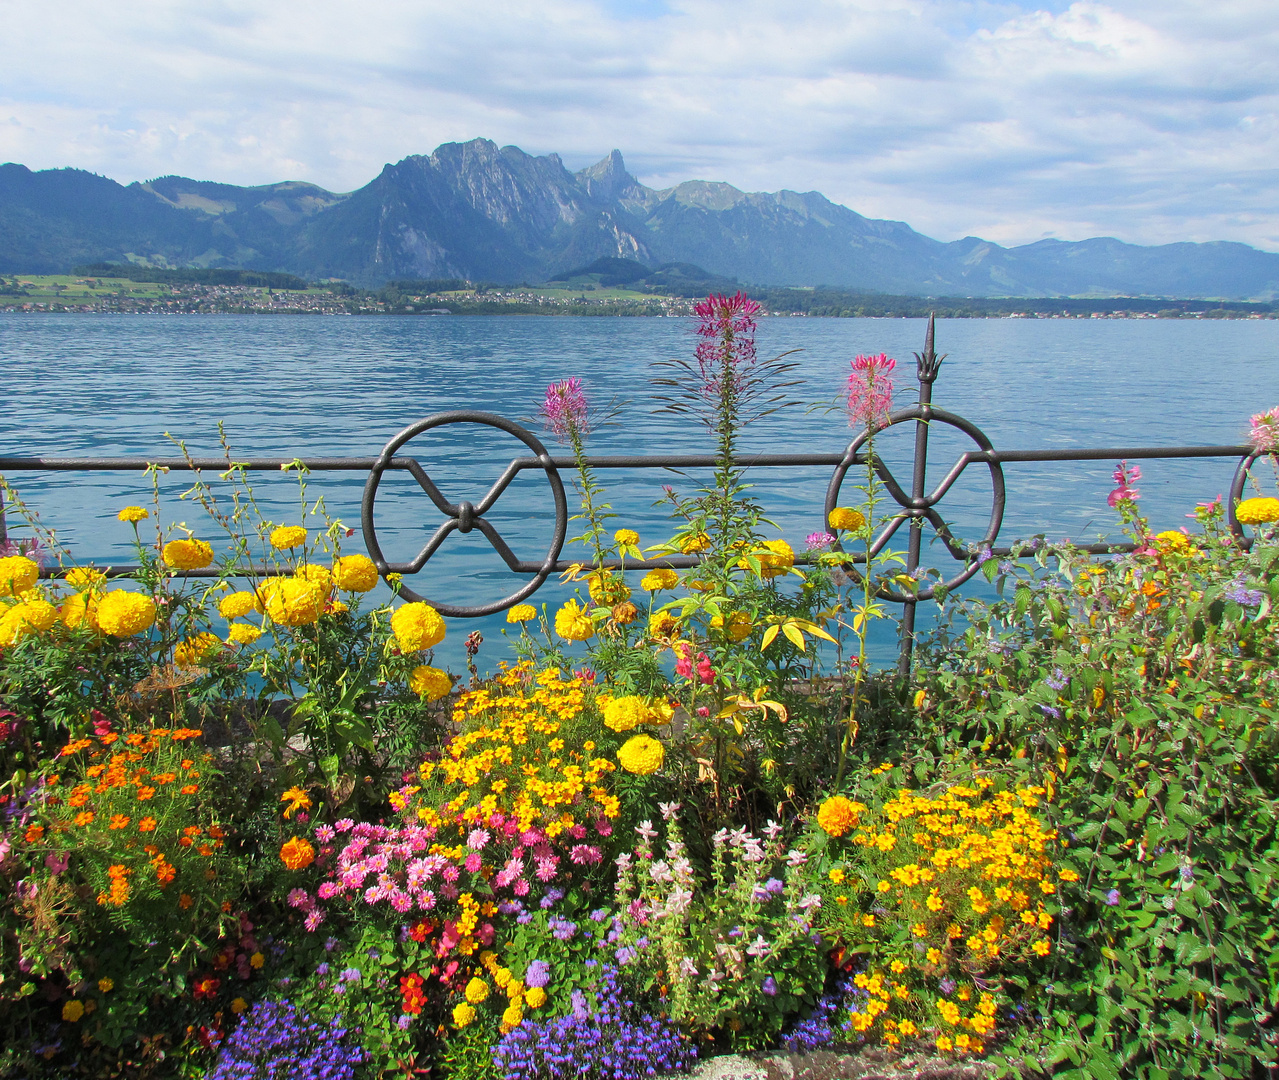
[4,313,1279,670]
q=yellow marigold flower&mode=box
[506,603,537,623]
[740,539,794,580]
[409,665,452,701]
[332,553,379,592]
[295,563,333,600]
[501,1003,523,1029]
[554,599,594,642]
[926,947,942,964]
[816,795,861,837]
[602,695,653,733]
[62,1000,85,1022]
[1236,497,1279,525]
[679,533,711,554]
[861,914,875,927]
[270,525,308,550]
[250,952,264,968]
[228,623,263,646]
[465,977,490,1004]
[96,590,157,637]
[935,1035,954,1052]
[260,578,324,627]
[60,592,100,631]
[219,590,261,620]
[829,868,846,884]
[587,572,629,605]
[230,997,248,1015]
[392,602,446,652]
[710,611,753,641]
[648,610,680,638]
[1032,938,1051,956]
[162,538,214,571]
[174,631,221,668]
[280,836,316,870]
[0,556,39,598]
[828,507,866,532]
[0,599,58,644]
[617,734,664,775]
[65,566,106,591]
[877,880,892,893]
[640,568,679,591]
[117,506,149,523]
[281,786,312,819]
[453,1002,476,1028]
[98,978,114,993]
[525,986,547,1009]
[614,528,640,546]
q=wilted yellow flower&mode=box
[230,997,248,1014]
[174,632,221,668]
[218,590,261,620]
[59,592,100,631]
[270,525,308,550]
[260,578,324,627]
[640,568,679,591]
[0,556,39,597]
[506,603,538,623]
[554,599,594,642]
[587,572,629,605]
[65,567,106,591]
[648,610,680,638]
[295,564,333,601]
[117,506,149,523]
[617,734,664,775]
[281,786,312,819]
[392,602,446,651]
[95,591,156,637]
[611,601,639,625]
[710,611,752,641]
[162,538,214,571]
[828,507,866,532]
[227,623,263,646]
[409,665,452,701]
[332,553,378,592]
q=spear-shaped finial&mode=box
[914,312,945,384]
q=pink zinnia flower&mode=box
[317,882,339,900]
[315,824,335,843]
[570,844,603,866]
[304,908,326,932]
[848,353,896,431]
[464,853,482,874]
[594,818,613,838]
[287,888,313,910]
[466,828,490,850]
[542,378,590,440]
[535,856,559,882]
[513,877,530,896]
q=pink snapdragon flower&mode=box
[1108,461,1142,507]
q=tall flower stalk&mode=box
[542,378,613,573]
[834,353,896,789]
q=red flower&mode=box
[400,972,427,1015]
[193,975,221,1001]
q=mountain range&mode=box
[3,138,1277,300]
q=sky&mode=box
[2,0,1277,251]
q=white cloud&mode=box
[1,0,1276,249]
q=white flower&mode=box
[636,820,657,841]
[729,827,749,848]
[711,828,729,847]
[797,893,822,911]
[658,801,681,821]
[762,819,783,840]
[678,958,699,977]
[650,860,673,884]
[785,849,807,868]
[615,852,633,873]
[741,838,766,862]
[745,935,771,958]
[664,885,694,917]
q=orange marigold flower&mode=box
[180,785,199,795]
[108,814,130,830]
[74,811,95,826]
[24,824,44,843]
[280,836,316,870]
[138,817,157,832]
[137,786,157,800]
[816,795,862,837]
[179,893,194,910]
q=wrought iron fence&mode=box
[1,316,1268,672]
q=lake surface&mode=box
[4,314,1279,668]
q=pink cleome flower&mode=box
[848,353,897,432]
[542,378,590,440]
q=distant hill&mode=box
[2,141,1278,300]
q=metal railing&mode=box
[1,316,1267,672]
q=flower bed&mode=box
[1,299,1278,1079]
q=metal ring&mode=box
[823,406,1006,602]
[1226,451,1271,538]
[361,411,568,616]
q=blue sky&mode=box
[2,0,1276,250]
